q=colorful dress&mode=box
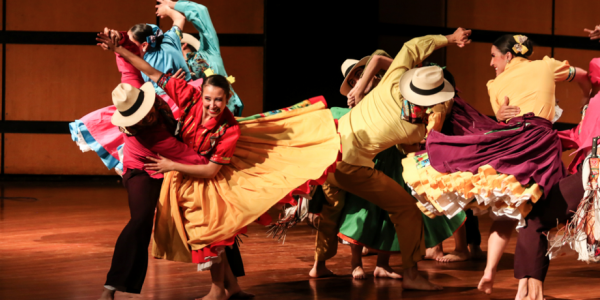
[174,0,244,116]
[150,75,340,269]
[403,56,575,228]
[330,107,465,251]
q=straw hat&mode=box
[340,56,369,96]
[111,82,156,127]
[181,33,201,51]
[399,66,455,106]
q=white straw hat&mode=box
[181,33,201,51]
[399,66,455,106]
[340,56,369,96]
[111,82,156,127]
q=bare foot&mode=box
[469,244,485,260]
[424,245,444,260]
[402,266,443,291]
[98,288,115,300]
[309,261,335,278]
[436,250,470,263]
[477,271,494,295]
[196,289,228,300]
[526,278,544,300]
[373,266,402,279]
[515,278,528,300]
[352,266,366,279]
[228,290,255,299]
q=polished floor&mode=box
[1,181,600,300]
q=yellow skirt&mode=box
[402,152,542,228]
[152,98,341,263]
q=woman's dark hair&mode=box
[129,23,154,44]
[493,34,534,58]
[185,44,198,53]
[203,75,232,99]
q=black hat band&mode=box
[344,63,358,78]
[409,81,445,96]
[119,90,145,117]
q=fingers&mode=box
[145,156,159,162]
[584,28,594,33]
[503,95,510,106]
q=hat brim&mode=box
[398,68,455,106]
[340,56,369,96]
[181,33,201,52]
[111,82,156,127]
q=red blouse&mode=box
[159,75,240,164]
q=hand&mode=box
[114,168,123,177]
[447,27,472,48]
[96,30,120,52]
[144,154,176,175]
[347,84,365,106]
[172,68,187,80]
[155,3,172,18]
[157,0,176,9]
[495,96,520,122]
[584,25,600,41]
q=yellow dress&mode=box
[151,98,341,263]
[402,57,574,227]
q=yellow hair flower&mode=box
[512,35,529,55]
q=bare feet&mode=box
[352,266,366,279]
[196,288,227,300]
[373,266,402,279]
[98,288,115,300]
[228,290,255,299]
[436,250,470,263]
[515,278,528,300]
[402,266,443,291]
[309,260,335,278]
[526,278,544,300]
[477,270,495,295]
[469,244,485,260]
[424,244,444,260]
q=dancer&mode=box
[512,36,600,299]
[311,28,472,290]
[155,0,244,116]
[330,52,468,279]
[97,32,340,300]
[402,34,591,295]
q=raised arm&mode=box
[171,0,220,52]
[97,32,164,83]
[156,3,186,33]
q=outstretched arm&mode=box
[573,67,592,108]
[170,0,220,52]
[97,32,164,83]
[156,3,186,32]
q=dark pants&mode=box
[465,209,481,246]
[105,169,163,294]
[514,169,584,281]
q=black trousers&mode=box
[105,169,245,294]
[514,169,584,281]
[465,209,481,246]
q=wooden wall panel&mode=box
[554,48,600,124]
[378,36,446,67]
[7,0,155,32]
[160,0,264,34]
[555,0,600,37]
[447,0,552,34]
[446,42,551,116]
[220,47,263,116]
[379,0,445,26]
[4,134,114,175]
[5,45,120,121]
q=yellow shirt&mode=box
[338,35,449,168]
[487,56,573,121]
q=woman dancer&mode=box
[98,32,340,300]
[156,0,244,116]
[402,34,591,295]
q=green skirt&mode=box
[331,107,466,251]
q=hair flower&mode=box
[146,25,164,49]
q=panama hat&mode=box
[111,82,156,127]
[181,33,201,51]
[399,66,455,106]
[340,56,369,96]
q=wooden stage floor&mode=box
[1,181,600,300]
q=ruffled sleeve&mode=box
[543,56,575,82]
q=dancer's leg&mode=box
[200,254,227,300]
[311,180,346,278]
[103,170,162,296]
[424,244,444,260]
[466,209,484,259]
[478,220,516,295]
[331,162,441,290]
[350,244,366,279]
[437,225,469,262]
[222,253,254,299]
[373,252,402,279]
[515,278,528,300]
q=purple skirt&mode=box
[426,98,567,199]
